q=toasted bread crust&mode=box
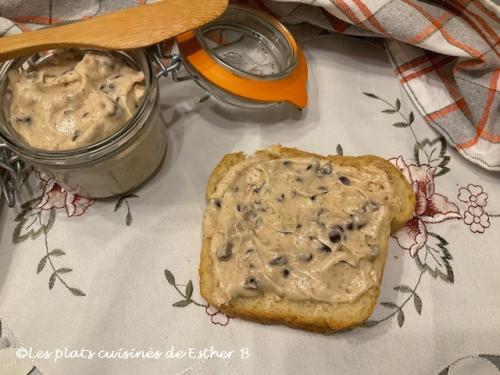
[200,145,415,333]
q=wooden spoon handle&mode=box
[0,0,228,61]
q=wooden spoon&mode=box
[0,0,228,62]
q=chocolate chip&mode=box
[216,242,233,261]
[237,204,241,212]
[339,176,351,186]
[277,194,285,203]
[108,102,121,117]
[306,164,314,171]
[357,222,367,229]
[214,199,222,208]
[270,256,287,266]
[15,116,31,124]
[329,229,342,243]
[244,277,258,290]
[71,130,80,142]
[310,196,316,201]
[282,269,290,278]
[347,222,354,230]
[319,244,332,253]
[245,248,255,256]
[82,112,89,118]
[100,82,115,93]
[295,176,303,182]
[319,163,332,175]
[283,160,292,166]
[296,223,303,229]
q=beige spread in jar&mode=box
[7,49,145,150]
[203,157,397,305]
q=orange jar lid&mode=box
[176,4,308,109]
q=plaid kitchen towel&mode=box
[0,0,499,171]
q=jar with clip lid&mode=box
[0,4,308,205]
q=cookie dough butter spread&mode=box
[203,156,398,305]
[7,50,145,150]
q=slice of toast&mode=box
[200,145,415,333]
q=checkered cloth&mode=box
[0,0,499,170]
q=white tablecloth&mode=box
[1,34,499,375]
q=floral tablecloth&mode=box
[0,34,499,375]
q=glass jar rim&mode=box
[0,47,157,165]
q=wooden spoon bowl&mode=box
[0,0,228,62]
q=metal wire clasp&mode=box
[0,143,25,207]
[152,44,192,82]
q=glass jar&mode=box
[0,48,167,198]
[0,4,307,203]
[166,4,308,109]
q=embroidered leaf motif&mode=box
[394,285,412,293]
[164,269,175,285]
[57,268,72,274]
[381,302,398,309]
[414,293,423,315]
[414,137,450,176]
[393,122,410,128]
[382,109,397,114]
[69,288,86,297]
[164,269,207,311]
[114,194,138,226]
[49,272,57,290]
[336,144,343,156]
[186,280,193,299]
[13,200,56,243]
[114,197,124,213]
[114,194,138,212]
[415,232,454,283]
[49,249,65,256]
[37,256,48,274]
[362,92,380,99]
[409,111,415,125]
[173,300,191,307]
[397,309,405,327]
[436,166,450,177]
[395,98,401,111]
[362,320,378,327]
